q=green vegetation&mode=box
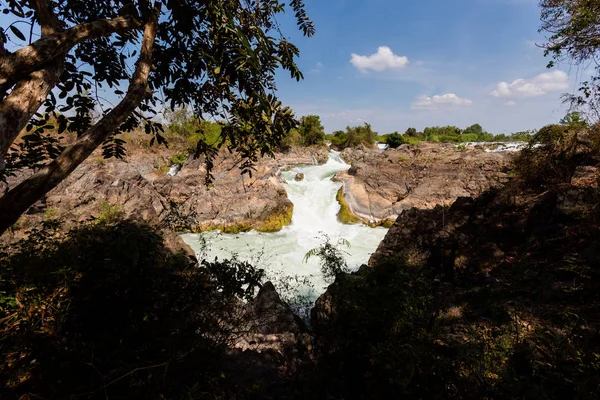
[384,131,407,148]
[336,187,361,224]
[374,123,534,149]
[298,115,326,146]
[169,152,188,167]
[329,123,378,149]
[304,234,350,283]
[164,108,223,154]
[95,201,123,226]
[278,115,327,151]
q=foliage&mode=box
[169,152,188,167]
[540,0,600,122]
[330,123,377,149]
[298,115,326,146]
[405,127,418,137]
[513,120,591,188]
[95,200,123,225]
[0,221,268,398]
[0,0,315,233]
[163,108,223,152]
[304,234,350,282]
[385,131,407,148]
[278,128,303,151]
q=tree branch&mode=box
[0,6,159,236]
[0,15,143,93]
[28,0,61,36]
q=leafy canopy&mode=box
[1,0,315,178]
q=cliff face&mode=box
[3,145,328,236]
[335,143,512,224]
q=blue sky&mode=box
[0,1,590,135]
[274,0,591,134]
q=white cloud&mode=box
[350,46,409,73]
[491,70,569,98]
[504,101,517,106]
[411,93,473,110]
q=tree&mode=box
[405,127,418,137]
[0,0,314,235]
[298,114,325,146]
[385,131,406,148]
[330,123,377,149]
[464,123,483,135]
[540,0,600,121]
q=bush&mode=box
[330,123,377,149]
[513,123,588,188]
[0,221,265,399]
[385,131,407,148]
[460,133,479,142]
[298,115,326,146]
[164,108,223,152]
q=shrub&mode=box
[330,123,377,149]
[170,152,188,166]
[460,133,479,142]
[385,131,407,148]
[513,123,588,188]
[95,201,123,225]
[304,234,350,282]
[0,221,265,399]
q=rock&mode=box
[294,173,304,181]
[4,145,326,234]
[335,143,512,225]
[253,281,303,334]
[161,229,198,266]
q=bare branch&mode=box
[0,5,160,235]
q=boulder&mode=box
[253,281,304,334]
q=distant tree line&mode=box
[379,124,535,149]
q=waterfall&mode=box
[181,151,389,299]
[311,154,317,165]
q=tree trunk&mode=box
[0,58,64,170]
[0,9,159,236]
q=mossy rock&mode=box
[336,187,361,224]
[194,203,294,234]
[255,203,294,232]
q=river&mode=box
[181,151,388,304]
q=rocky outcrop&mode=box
[4,145,328,234]
[226,282,313,390]
[335,143,512,224]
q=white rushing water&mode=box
[181,151,388,300]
